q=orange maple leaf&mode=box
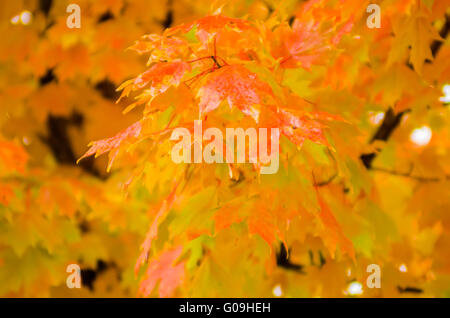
[135,182,179,275]
[274,14,353,69]
[197,65,274,122]
[277,109,329,147]
[134,61,191,92]
[0,139,28,173]
[214,203,244,233]
[0,184,14,206]
[281,20,330,69]
[165,14,254,41]
[117,61,191,107]
[314,185,355,261]
[77,121,142,172]
[248,205,277,248]
[128,34,188,59]
[138,246,185,298]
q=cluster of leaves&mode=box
[0,0,225,297]
[1,0,450,297]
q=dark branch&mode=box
[98,11,114,24]
[371,108,407,143]
[314,148,339,186]
[397,286,423,294]
[80,260,111,291]
[159,0,173,29]
[39,0,53,17]
[211,55,222,68]
[360,108,408,169]
[314,173,337,186]
[95,79,119,100]
[276,243,304,273]
[161,10,173,29]
[39,68,56,86]
[40,112,104,178]
[431,14,450,58]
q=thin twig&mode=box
[213,35,217,59]
[371,166,449,182]
[210,56,221,68]
[184,66,217,86]
[313,148,339,187]
[216,56,229,66]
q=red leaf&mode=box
[248,206,277,247]
[214,203,244,233]
[277,109,329,147]
[134,61,191,94]
[78,121,142,172]
[314,186,355,261]
[273,11,353,70]
[166,15,253,38]
[135,183,179,275]
[277,20,330,70]
[138,246,185,298]
[197,65,274,122]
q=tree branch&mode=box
[276,243,304,273]
[430,14,450,58]
[371,166,450,182]
[360,108,408,169]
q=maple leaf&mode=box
[77,121,142,172]
[0,139,28,173]
[117,61,191,107]
[134,61,190,94]
[388,5,442,73]
[314,186,355,261]
[197,65,274,122]
[248,205,278,247]
[276,109,329,147]
[214,203,244,233]
[54,44,92,81]
[138,246,185,298]
[278,20,331,70]
[272,4,354,70]
[37,184,77,218]
[0,184,14,206]
[128,34,189,63]
[135,183,179,275]
[260,105,333,148]
[165,14,254,45]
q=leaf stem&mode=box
[186,56,212,63]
